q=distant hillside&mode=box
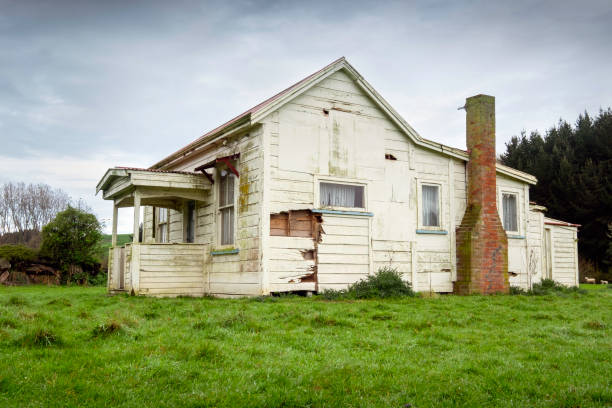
[100,233,132,249]
[97,234,132,270]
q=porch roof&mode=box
[96,167,211,209]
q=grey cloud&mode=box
[0,0,610,231]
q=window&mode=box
[502,193,518,232]
[158,207,169,243]
[185,201,196,243]
[422,184,440,227]
[320,182,364,209]
[219,172,235,245]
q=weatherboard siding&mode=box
[140,126,264,296]
[550,225,579,287]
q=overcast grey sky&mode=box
[1,0,611,233]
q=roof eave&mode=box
[151,114,252,170]
[96,168,128,195]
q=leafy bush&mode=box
[319,267,415,300]
[0,244,38,269]
[40,206,102,283]
[348,267,415,299]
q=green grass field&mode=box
[0,285,610,407]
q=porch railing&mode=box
[108,243,207,296]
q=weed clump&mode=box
[195,342,223,362]
[584,320,606,330]
[17,328,62,347]
[92,320,123,338]
[510,279,587,296]
[6,296,28,306]
[529,279,586,296]
[46,298,72,307]
[0,317,18,328]
[319,267,415,300]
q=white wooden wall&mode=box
[527,208,545,287]
[318,214,370,290]
[141,126,264,296]
[497,174,530,288]
[549,224,579,286]
[260,68,536,293]
[137,244,206,297]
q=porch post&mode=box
[133,192,141,243]
[112,202,118,247]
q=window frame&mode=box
[216,168,236,247]
[315,176,368,212]
[417,180,444,231]
[500,190,520,234]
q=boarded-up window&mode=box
[270,210,317,238]
[502,193,518,232]
[320,182,364,208]
[422,184,439,227]
[219,173,235,245]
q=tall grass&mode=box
[0,284,609,407]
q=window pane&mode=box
[221,207,234,245]
[320,182,364,208]
[159,224,168,243]
[219,175,227,207]
[186,201,195,243]
[159,208,168,223]
[422,185,439,227]
[503,193,517,231]
[219,174,234,207]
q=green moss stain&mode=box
[239,163,250,214]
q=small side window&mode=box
[502,193,518,232]
[219,172,235,245]
[421,184,440,227]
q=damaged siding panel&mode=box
[268,215,320,291]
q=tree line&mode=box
[0,182,103,284]
[0,182,71,246]
[500,108,612,278]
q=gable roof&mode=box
[151,57,537,184]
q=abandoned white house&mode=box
[96,57,580,297]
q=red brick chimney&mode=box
[454,94,509,294]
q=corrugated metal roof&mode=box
[116,167,200,176]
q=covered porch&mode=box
[96,167,212,296]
